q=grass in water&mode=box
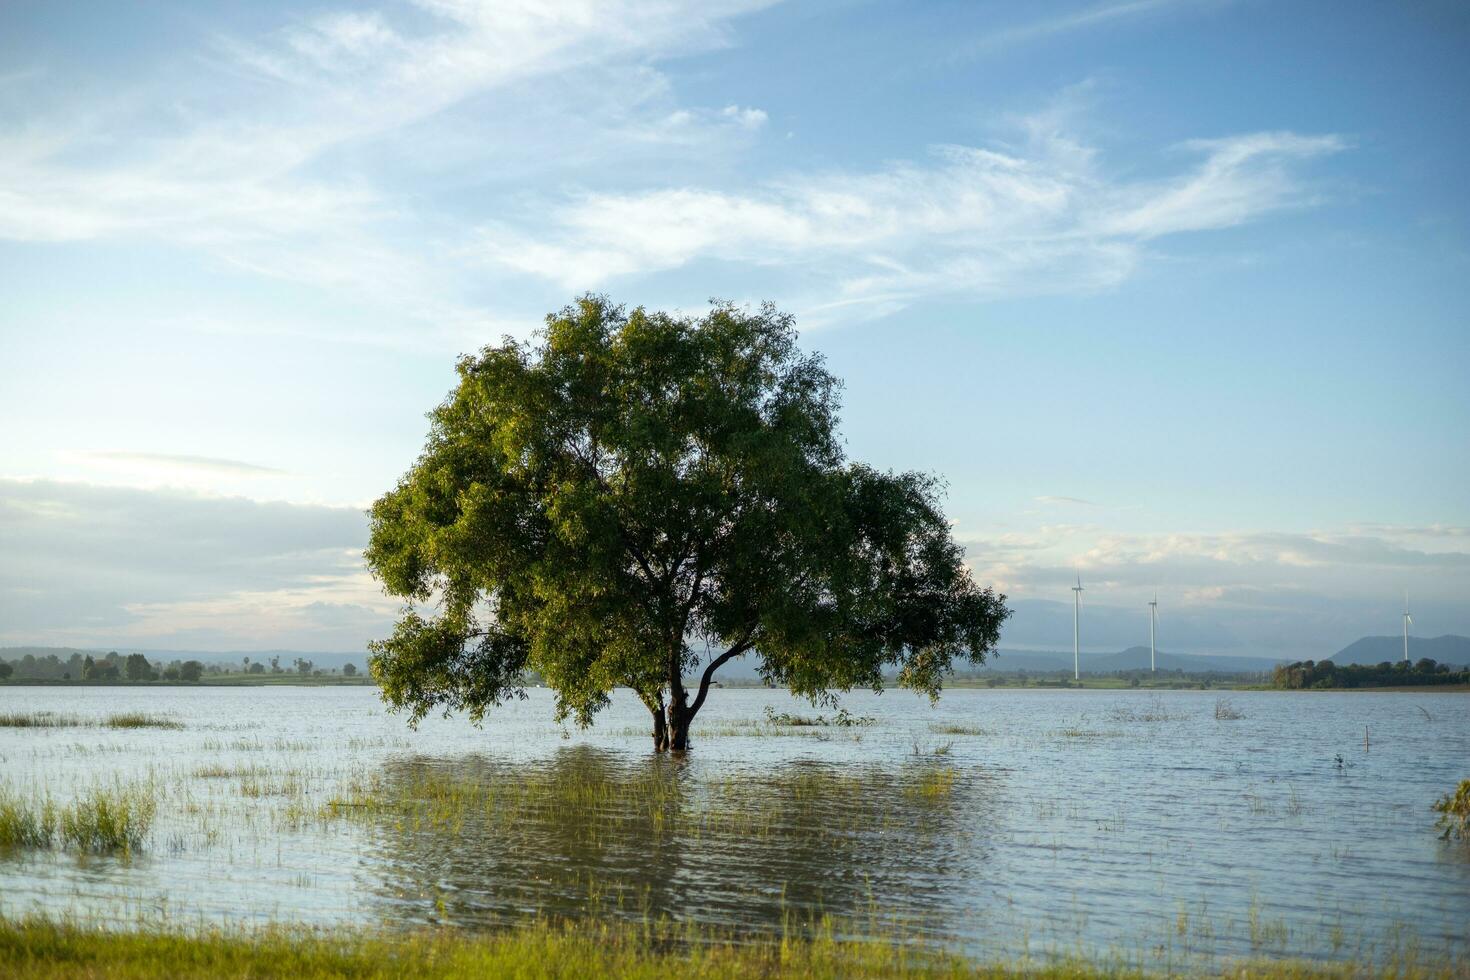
[105,713,184,730]
[0,712,182,730]
[1432,778,1470,841]
[0,917,1463,979]
[0,782,157,855]
[0,712,85,728]
[928,723,990,736]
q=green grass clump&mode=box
[0,782,156,855]
[928,723,989,736]
[105,712,183,730]
[0,917,1463,979]
[1431,778,1470,841]
[0,791,58,848]
[0,712,85,728]
[58,783,157,853]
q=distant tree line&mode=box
[949,667,1270,689]
[0,651,205,682]
[1271,658,1469,690]
[0,652,363,683]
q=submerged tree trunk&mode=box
[652,706,668,751]
[666,688,691,752]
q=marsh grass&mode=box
[1214,698,1246,721]
[928,723,990,736]
[0,712,181,730]
[105,713,184,730]
[1431,778,1470,841]
[763,706,875,728]
[0,712,86,728]
[0,916,1464,980]
[0,781,157,854]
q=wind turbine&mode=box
[1072,575,1085,681]
[1402,592,1413,663]
[1148,592,1158,673]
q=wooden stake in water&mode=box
[1364,726,1369,752]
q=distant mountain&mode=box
[979,647,1286,675]
[1328,634,1470,668]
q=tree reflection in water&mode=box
[351,746,998,937]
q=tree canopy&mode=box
[365,297,1009,750]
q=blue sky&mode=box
[1,0,1467,658]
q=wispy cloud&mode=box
[0,0,777,337]
[960,0,1223,55]
[473,127,1344,314]
[87,452,286,476]
[1035,495,1099,507]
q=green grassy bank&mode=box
[0,918,1463,980]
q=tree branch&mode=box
[688,632,756,719]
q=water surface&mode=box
[1,685,1466,968]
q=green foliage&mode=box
[0,661,11,680]
[1432,779,1470,841]
[179,660,205,682]
[366,297,1008,748]
[342,662,359,677]
[1271,659,1469,690]
[124,653,155,682]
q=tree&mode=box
[83,655,120,682]
[179,660,204,683]
[366,297,1009,751]
[0,661,11,680]
[247,662,266,674]
[294,657,314,675]
[342,663,359,678]
[124,653,155,682]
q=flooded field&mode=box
[0,685,1466,970]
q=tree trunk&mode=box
[651,705,668,752]
[666,691,691,752]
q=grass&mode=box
[0,917,1464,979]
[928,723,990,736]
[1214,698,1246,721]
[0,781,157,855]
[0,712,85,727]
[0,712,182,729]
[1431,778,1470,841]
[105,713,184,729]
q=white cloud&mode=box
[85,452,286,476]
[964,523,1470,656]
[0,0,777,335]
[0,479,387,650]
[961,0,1223,54]
[472,128,1344,309]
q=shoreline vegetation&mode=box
[0,917,1463,980]
[0,651,367,686]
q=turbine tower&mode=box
[1072,575,1085,681]
[1148,592,1158,673]
[1402,592,1413,663]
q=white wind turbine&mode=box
[1072,575,1085,681]
[1402,592,1413,663]
[1148,592,1159,673]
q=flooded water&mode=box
[1,684,1466,968]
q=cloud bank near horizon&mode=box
[2,479,1464,658]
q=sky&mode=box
[1,0,1467,660]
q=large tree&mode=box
[366,297,1008,750]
